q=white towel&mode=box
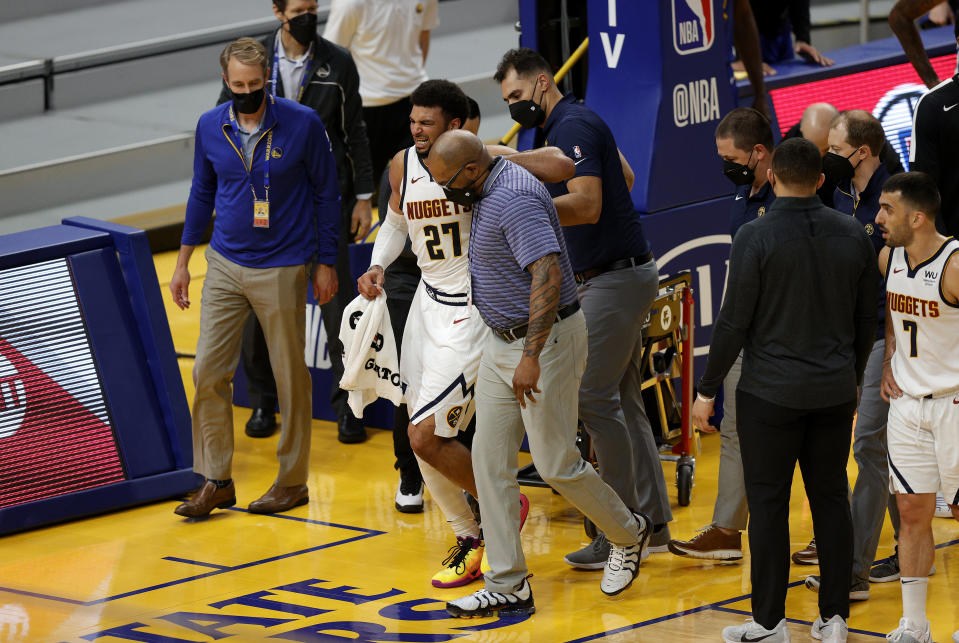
[339,293,404,417]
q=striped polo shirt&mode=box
[468,158,578,332]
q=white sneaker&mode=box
[394,476,424,513]
[811,615,847,642]
[722,618,790,643]
[886,617,932,643]
[935,492,952,518]
[446,577,535,618]
[600,511,649,596]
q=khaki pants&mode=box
[473,311,640,593]
[192,247,312,487]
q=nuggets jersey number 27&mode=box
[886,238,959,397]
[399,146,472,295]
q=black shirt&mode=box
[698,196,878,409]
[909,73,959,236]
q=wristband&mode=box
[696,393,715,403]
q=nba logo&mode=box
[672,0,714,55]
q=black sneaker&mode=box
[803,574,870,601]
[870,547,900,583]
[394,473,424,513]
[446,576,535,618]
[868,546,935,582]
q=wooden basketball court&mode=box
[0,247,956,642]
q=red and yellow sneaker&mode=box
[431,536,484,588]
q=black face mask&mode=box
[722,150,756,186]
[442,158,498,207]
[822,147,861,184]
[509,81,547,129]
[287,12,317,46]
[232,87,265,115]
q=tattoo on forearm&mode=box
[524,253,562,358]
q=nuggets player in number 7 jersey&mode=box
[356,80,574,588]
[874,172,959,643]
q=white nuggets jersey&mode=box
[886,238,959,396]
[399,146,473,294]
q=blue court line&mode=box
[161,556,229,570]
[564,533,959,643]
[712,605,887,638]
[0,586,85,606]
[0,514,385,607]
[87,530,384,605]
[223,505,380,532]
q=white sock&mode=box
[900,576,929,628]
[415,455,479,539]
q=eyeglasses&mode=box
[443,161,471,188]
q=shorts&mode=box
[400,280,486,438]
[887,390,959,504]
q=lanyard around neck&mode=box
[229,106,273,202]
[271,36,314,103]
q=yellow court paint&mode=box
[0,248,956,642]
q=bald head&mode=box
[800,103,839,155]
[428,129,491,184]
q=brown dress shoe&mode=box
[174,480,236,518]
[667,524,743,560]
[792,538,818,565]
[248,484,309,514]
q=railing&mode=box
[497,36,589,146]
[0,9,332,111]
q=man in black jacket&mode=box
[691,138,878,643]
[219,0,374,444]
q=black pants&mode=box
[242,199,357,419]
[363,97,414,186]
[737,390,856,628]
[386,295,419,480]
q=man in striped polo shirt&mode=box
[428,130,650,617]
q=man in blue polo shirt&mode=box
[169,38,340,518]
[496,47,672,567]
[427,130,648,617]
[670,107,776,563]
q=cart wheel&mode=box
[677,463,693,507]
[584,516,597,539]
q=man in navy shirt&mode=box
[169,38,340,518]
[670,107,776,563]
[496,47,672,568]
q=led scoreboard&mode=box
[771,54,959,169]
[0,218,198,534]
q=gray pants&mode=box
[851,339,900,583]
[577,262,673,525]
[473,311,640,593]
[713,354,749,531]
